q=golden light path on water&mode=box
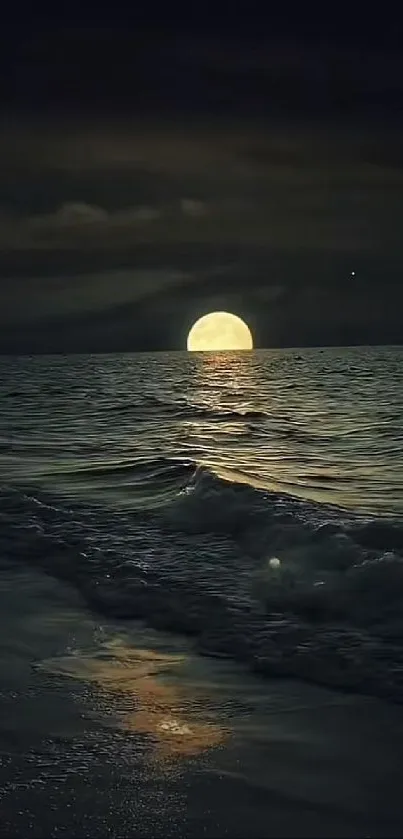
[41,638,228,767]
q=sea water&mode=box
[1,346,403,701]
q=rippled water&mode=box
[1,347,403,701]
[1,346,402,514]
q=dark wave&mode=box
[104,395,268,423]
[60,456,194,484]
[188,406,267,422]
[1,465,403,702]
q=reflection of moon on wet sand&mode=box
[40,638,228,765]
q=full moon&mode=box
[187,311,253,352]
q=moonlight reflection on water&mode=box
[41,638,228,766]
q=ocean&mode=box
[1,345,403,836]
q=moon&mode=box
[187,311,253,352]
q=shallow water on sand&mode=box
[2,562,403,838]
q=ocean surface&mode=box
[1,346,403,702]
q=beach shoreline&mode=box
[1,561,403,837]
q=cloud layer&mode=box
[1,119,402,259]
[1,28,403,351]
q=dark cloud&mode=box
[1,119,402,257]
[0,26,403,351]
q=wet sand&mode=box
[1,562,403,837]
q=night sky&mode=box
[1,10,403,352]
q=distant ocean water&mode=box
[1,346,403,701]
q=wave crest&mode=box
[1,465,403,702]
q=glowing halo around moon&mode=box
[187,311,253,352]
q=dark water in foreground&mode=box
[1,346,403,701]
[3,565,403,837]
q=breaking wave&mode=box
[1,460,403,702]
